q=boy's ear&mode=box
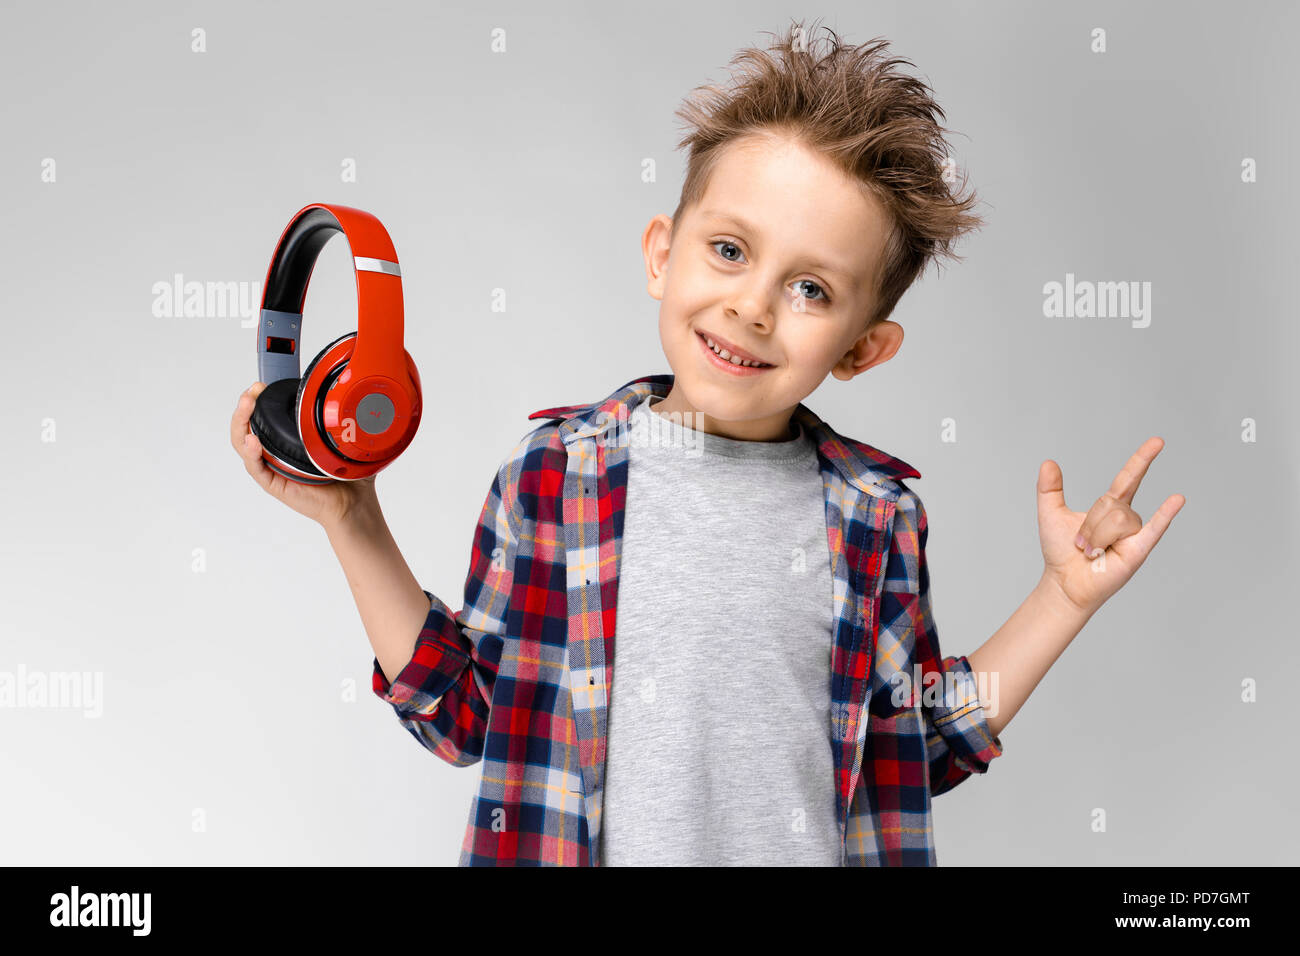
[831,319,904,381]
[643,213,673,301]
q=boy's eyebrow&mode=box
[698,208,857,283]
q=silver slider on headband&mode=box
[353,256,401,277]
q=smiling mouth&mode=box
[696,330,774,368]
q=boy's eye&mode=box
[791,279,828,303]
[710,240,746,262]
[710,240,830,305]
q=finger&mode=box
[230,384,276,492]
[1036,459,1068,525]
[1074,493,1120,552]
[229,383,267,451]
[239,429,278,492]
[1081,505,1144,559]
[1113,493,1186,564]
[1077,435,1166,548]
[1106,436,1165,505]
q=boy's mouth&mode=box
[695,330,775,374]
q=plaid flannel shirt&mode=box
[372,373,1003,865]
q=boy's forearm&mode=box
[965,574,1094,740]
[322,502,431,687]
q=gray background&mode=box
[1,0,1295,865]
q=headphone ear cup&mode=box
[250,378,326,479]
[296,330,357,444]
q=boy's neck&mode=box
[648,387,799,443]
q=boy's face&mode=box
[645,133,904,442]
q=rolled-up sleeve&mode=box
[877,490,1004,796]
[922,654,1003,795]
[371,461,518,768]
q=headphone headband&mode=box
[256,203,405,385]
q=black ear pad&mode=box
[295,331,358,454]
[250,378,326,478]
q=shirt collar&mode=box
[531,373,921,496]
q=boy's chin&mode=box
[668,372,793,418]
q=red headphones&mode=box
[250,203,422,484]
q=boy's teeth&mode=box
[705,335,768,367]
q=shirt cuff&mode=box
[932,654,1004,774]
[371,590,472,717]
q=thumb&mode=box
[1037,459,1067,527]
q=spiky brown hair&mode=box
[670,19,984,331]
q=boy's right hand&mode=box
[230,382,378,530]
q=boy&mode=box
[232,21,1182,865]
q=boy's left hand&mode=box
[1036,436,1186,617]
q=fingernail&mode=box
[1088,547,1102,559]
[1074,534,1085,549]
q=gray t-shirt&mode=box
[599,397,842,866]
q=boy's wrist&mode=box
[322,492,383,540]
[1033,570,1095,628]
